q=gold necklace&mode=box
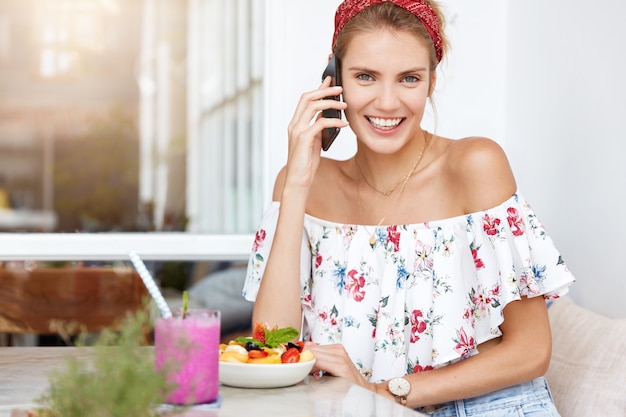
[356,133,433,245]
[355,131,431,196]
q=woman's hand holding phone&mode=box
[284,73,347,191]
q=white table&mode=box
[0,347,428,417]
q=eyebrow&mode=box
[347,66,429,76]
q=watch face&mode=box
[388,377,410,396]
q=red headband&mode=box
[332,0,443,63]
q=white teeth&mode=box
[368,117,402,129]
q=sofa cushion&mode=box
[546,296,626,417]
[187,265,252,334]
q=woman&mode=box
[243,1,574,415]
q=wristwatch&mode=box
[387,377,411,406]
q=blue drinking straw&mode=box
[128,250,173,319]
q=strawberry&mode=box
[248,350,269,359]
[253,322,268,344]
[281,347,301,363]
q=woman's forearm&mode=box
[252,186,310,331]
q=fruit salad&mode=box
[219,323,315,364]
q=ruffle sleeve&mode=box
[242,202,312,304]
[420,192,575,367]
[478,195,572,295]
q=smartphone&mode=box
[321,55,342,151]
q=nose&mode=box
[374,82,400,112]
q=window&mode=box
[0,0,266,261]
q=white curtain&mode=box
[187,0,264,234]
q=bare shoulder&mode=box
[309,157,356,219]
[446,137,509,169]
[317,156,347,178]
[445,137,517,212]
[271,157,351,204]
[271,165,287,201]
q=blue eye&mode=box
[357,73,373,81]
[403,75,420,83]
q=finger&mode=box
[288,119,345,154]
[289,103,347,150]
[313,103,348,124]
[310,113,349,134]
[291,85,344,127]
[303,341,318,349]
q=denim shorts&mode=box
[416,377,561,417]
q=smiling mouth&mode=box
[367,117,403,130]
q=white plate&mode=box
[219,359,315,388]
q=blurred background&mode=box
[0,0,264,234]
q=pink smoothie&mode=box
[155,309,220,405]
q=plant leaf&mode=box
[182,291,189,319]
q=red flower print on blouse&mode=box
[506,207,525,237]
[410,309,428,343]
[318,307,339,327]
[346,269,366,302]
[490,285,501,298]
[386,225,401,252]
[472,291,492,311]
[315,253,323,269]
[414,363,434,373]
[471,248,484,269]
[453,327,475,357]
[482,214,501,236]
[252,229,267,252]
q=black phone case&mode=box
[321,55,342,151]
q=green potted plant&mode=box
[32,305,175,417]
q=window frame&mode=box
[0,233,253,261]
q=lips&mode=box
[367,116,403,130]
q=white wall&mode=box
[264,1,626,317]
[505,0,626,317]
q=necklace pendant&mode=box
[383,190,392,196]
[369,235,376,245]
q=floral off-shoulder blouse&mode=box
[242,192,575,382]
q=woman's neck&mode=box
[354,130,432,197]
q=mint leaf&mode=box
[233,326,299,349]
[264,327,299,348]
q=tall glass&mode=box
[155,309,221,405]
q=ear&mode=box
[428,70,437,97]
[328,53,334,63]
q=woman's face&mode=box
[340,28,434,154]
